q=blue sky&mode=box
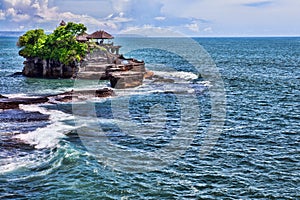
[0,0,299,36]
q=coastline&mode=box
[0,36,299,199]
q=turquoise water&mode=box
[0,36,299,199]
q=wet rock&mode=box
[0,88,114,110]
[0,94,8,99]
[22,57,78,78]
[76,71,107,80]
[109,72,144,89]
[49,88,115,103]
[0,109,49,122]
[153,77,175,83]
[94,88,115,97]
[76,56,146,89]
[0,97,49,109]
[8,72,23,77]
[144,71,154,79]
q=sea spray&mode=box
[14,104,76,149]
[152,70,198,81]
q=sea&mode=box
[0,34,299,199]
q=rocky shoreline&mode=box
[6,25,153,124]
[0,88,114,110]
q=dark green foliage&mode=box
[17,29,47,58]
[17,22,88,65]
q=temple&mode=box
[77,30,121,55]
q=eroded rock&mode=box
[0,88,114,110]
[0,97,49,109]
[109,72,144,89]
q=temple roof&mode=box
[87,30,114,39]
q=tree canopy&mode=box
[17,22,88,65]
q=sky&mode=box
[0,0,299,36]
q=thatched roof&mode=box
[87,30,114,39]
[76,33,89,42]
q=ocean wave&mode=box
[153,70,198,81]
[0,149,54,175]
[13,105,75,149]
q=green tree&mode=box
[17,29,47,58]
[17,22,88,65]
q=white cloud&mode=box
[203,27,213,33]
[159,0,300,35]
[3,0,31,7]
[0,0,299,36]
[109,0,163,22]
[105,13,132,24]
[0,0,122,31]
[5,7,30,22]
[155,16,166,21]
[119,25,184,37]
[0,10,5,20]
[1,0,56,22]
[185,23,199,32]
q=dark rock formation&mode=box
[22,58,79,78]
[0,88,114,110]
[21,47,146,89]
[8,72,23,77]
[0,109,49,122]
[0,94,8,99]
[0,97,49,109]
[109,72,144,89]
[75,50,146,89]
[50,88,115,102]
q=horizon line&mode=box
[0,30,299,38]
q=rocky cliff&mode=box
[22,57,79,78]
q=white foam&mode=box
[14,104,76,149]
[168,71,198,80]
[14,122,70,149]
[199,81,212,87]
[153,70,198,81]
[5,93,30,98]
[0,146,64,175]
[0,154,38,174]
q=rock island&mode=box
[18,20,148,89]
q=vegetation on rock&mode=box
[17,22,88,65]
